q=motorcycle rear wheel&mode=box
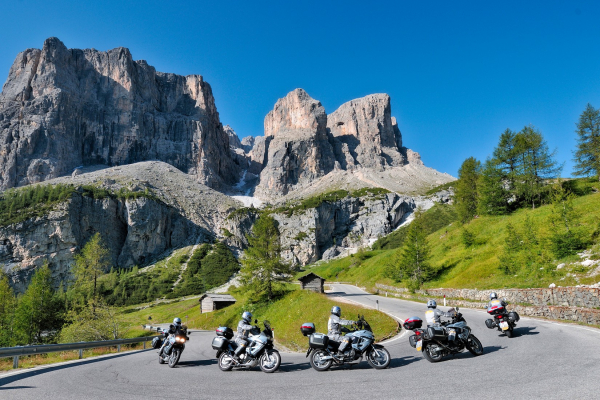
[168,349,181,368]
[423,343,443,363]
[259,349,281,373]
[366,347,390,369]
[467,335,484,356]
[506,326,514,338]
[218,352,234,371]
[310,349,333,371]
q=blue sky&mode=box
[1,0,600,177]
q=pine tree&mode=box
[492,129,521,191]
[395,209,432,291]
[455,157,481,223]
[548,181,583,258]
[240,215,293,301]
[14,263,62,344]
[71,233,111,310]
[515,126,561,208]
[573,103,600,180]
[478,158,510,215]
[0,274,16,347]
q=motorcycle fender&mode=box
[306,348,312,358]
[371,344,385,349]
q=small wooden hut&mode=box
[298,272,326,293]
[199,294,237,313]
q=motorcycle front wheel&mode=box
[466,335,484,356]
[168,349,181,368]
[309,349,333,371]
[423,343,443,363]
[218,352,234,371]
[158,353,165,364]
[259,349,281,373]
[366,347,391,369]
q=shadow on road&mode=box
[0,350,152,387]
[513,326,539,337]
[389,355,422,368]
[176,359,217,368]
[279,361,313,372]
[0,386,35,391]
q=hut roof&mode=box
[199,294,237,302]
[298,272,325,283]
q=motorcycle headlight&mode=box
[176,337,186,343]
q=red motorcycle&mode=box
[485,299,520,338]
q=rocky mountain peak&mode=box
[264,88,327,140]
[0,37,240,190]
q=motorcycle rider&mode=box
[159,317,184,356]
[486,292,508,310]
[425,300,457,343]
[234,311,259,360]
[328,306,356,356]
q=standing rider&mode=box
[328,306,356,356]
[234,311,258,360]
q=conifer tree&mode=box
[573,103,600,180]
[0,274,16,347]
[71,233,111,310]
[478,158,510,215]
[394,209,432,291]
[455,157,481,223]
[240,215,293,301]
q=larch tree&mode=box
[455,157,481,223]
[573,103,600,180]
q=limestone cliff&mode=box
[0,37,240,190]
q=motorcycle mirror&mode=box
[455,307,459,311]
[255,319,258,324]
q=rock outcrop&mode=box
[223,192,415,266]
[254,89,336,198]
[327,94,405,170]
[1,193,208,292]
[0,37,240,190]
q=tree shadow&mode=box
[0,350,152,387]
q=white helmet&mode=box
[427,300,437,309]
[242,311,252,323]
[173,317,182,326]
[331,306,341,317]
[490,292,498,300]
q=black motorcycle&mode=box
[485,300,520,338]
[158,327,189,368]
[404,307,484,363]
[212,320,281,373]
[302,315,391,371]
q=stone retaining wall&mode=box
[375,284,600,326]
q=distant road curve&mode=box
[1,284,599,400]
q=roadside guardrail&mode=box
[0,335,158,369]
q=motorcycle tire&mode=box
[309,349,333,371]
[506,326,514,338]
[423,343,443,363]
[466,335,484,356]
[259,349,281,373]
[218,352,234,371]
[168,349,181,368]
[366,347,391,369]
[158,354,165,364]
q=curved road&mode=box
[1,284,599,399]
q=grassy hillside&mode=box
[119,286,399,351]
[305,182,600,290]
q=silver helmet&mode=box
[427,300,437,309]
[331,306,341,317]
[173,317,182,326]
[242,311,252,323]
[490,292,498,300]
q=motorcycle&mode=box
[404,307,484,363]
[158,327,189,368]
[485,299,520,338]
[301,314,391,371]
[212,320,281,373]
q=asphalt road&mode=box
[1,284,599,400]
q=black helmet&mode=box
[331,306,341,316]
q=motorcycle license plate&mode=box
[416,340,422,351]
[500,322,509,331]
